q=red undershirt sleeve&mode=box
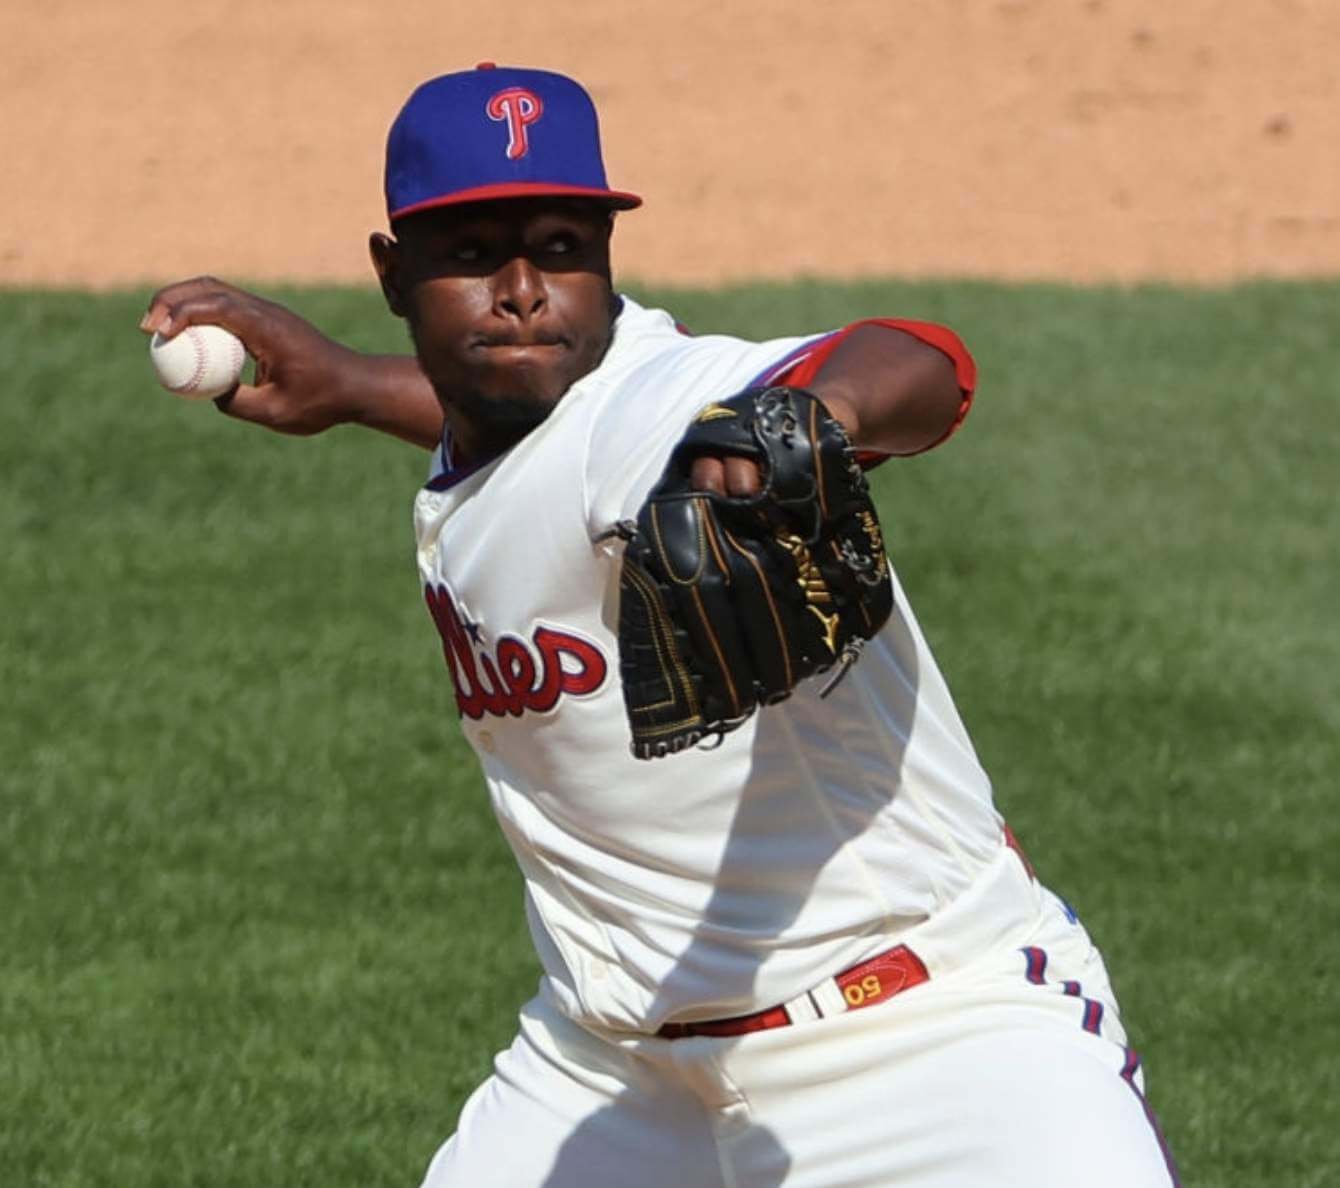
[763,318,977,465]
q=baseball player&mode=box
[142,64,1178,1187]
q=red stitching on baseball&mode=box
[227,333,244,382]
[177,327,208,392]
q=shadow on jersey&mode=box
[536,624,922,1186]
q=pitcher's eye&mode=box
[545,232,579,255]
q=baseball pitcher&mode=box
[142,64,1178,1188]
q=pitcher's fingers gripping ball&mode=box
[617,385,894,759]
[149,324,247,400]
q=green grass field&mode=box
[2,280,1336,1187]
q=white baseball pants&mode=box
[419,846,1178,1187]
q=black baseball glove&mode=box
[616,385,894,760]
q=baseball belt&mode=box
[657,826,1035,1041]
[657,943,929,1039]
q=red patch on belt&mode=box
[835,944,930,1010]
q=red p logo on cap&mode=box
[384,65,642,219]
[487,87,545,160]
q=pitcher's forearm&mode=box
[810,325,966,457]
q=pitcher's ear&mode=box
[369,232,407,318]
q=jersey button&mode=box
[477,730,496,754]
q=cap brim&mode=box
[390,182,642,221]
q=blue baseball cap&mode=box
[384,62,642,221]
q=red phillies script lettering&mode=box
[485,87,545,160]
[424,584,606,720]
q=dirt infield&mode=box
[3,0,1337,288]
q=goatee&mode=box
[447,386,556,453]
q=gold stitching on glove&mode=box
[858,511,889,581]
[689,585,741,715]
[652,502,709,585]
[694,403,738,423]
[811,401,830,522]
[809,607,841,654]
[636,717,709,738]
[722,526,795,690]
[777,531,841,655]
[702,510,731,582]
[622,563,701,717]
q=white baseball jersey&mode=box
[413,295,1003,1035]
[411,296,1179,1188]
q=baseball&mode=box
[149,324,247,400]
